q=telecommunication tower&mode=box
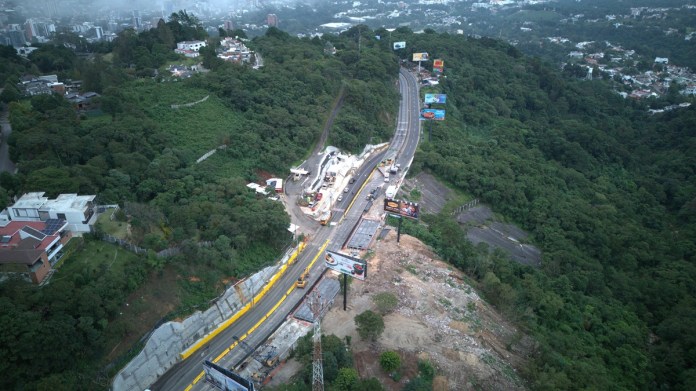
[309,291,324,391]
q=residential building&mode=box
[65,92,100,111]
[4,192,97,233]
[176,40,206,51]
[217,37,252,63]
[0,219,72,284]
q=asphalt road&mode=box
[151,67,420,391]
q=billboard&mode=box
[384,199,420,220]
[324,250,367,281]
[393,41,406,50]
[412,52,429,61]
[433,59,444,73]
[424,94,447,104]
[419,109,446,121]
[204,360,255,391]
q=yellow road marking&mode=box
[182,239,329,390]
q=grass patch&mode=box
[95,208,128,238]
[405,264,418,275]
[121,79,245,158]
[60,240,139,277]
[409,187,422,201]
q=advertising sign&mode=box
[412,52,429,61]
[384,199,420,220]
[393,41,406,50]
[419,109,446,121]
[433,59,444,73]
[204,360,254,391]
[424,94,447,104]
[324,250,367,281]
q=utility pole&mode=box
[309,291,324,391]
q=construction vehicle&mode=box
[385,185,397,199]
[296,267,309,288]
[319,210,332,225]
[232,336,279,368]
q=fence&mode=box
[451,198,479,215]
[101,234,148,255]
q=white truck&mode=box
[389,164,400,174]
[385,185,397,199]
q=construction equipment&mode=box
[232,336,279,368]
[296,267,309,288]
[319,210,332,225]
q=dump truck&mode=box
[296,267,309,288]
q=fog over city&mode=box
[8,0,308,18]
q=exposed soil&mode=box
[320,230,534,390]
[399,172,453,215]
[457,206,542,267]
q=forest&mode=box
[0,16,399,390]
[386,29,696,390]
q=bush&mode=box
[379,351,401,372]
[418,359,436,382]
[354,310,385,341]
[373,292,398,315]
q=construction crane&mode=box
[232,336,279,368]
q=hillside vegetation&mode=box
[0,21,399,390]
[390,29,696,390]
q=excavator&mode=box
[296,267,309,288]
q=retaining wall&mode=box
[112,264,279,391]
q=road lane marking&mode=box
[183,239,329,390]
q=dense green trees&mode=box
[0,240,147,390]
[395,30,696,390]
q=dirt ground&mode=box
[399,172,453,215]
[320,230,533,390]
[457,206,542,267]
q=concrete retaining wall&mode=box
[112,264,278,391]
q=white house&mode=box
[3,192,97,233]
[176,40,206,51]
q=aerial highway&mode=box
[151,67,420,391]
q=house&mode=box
[681,85,696,95]
[655,57,669,64]
[266,178,283,193]
[3,192,97,233]
[217,37,252,63]
[176,40,206,51]
[17,74,61,96]
[0,219,72,284]
[65,91,100,111]
[175,40,206,58]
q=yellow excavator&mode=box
[296,267,309,288]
